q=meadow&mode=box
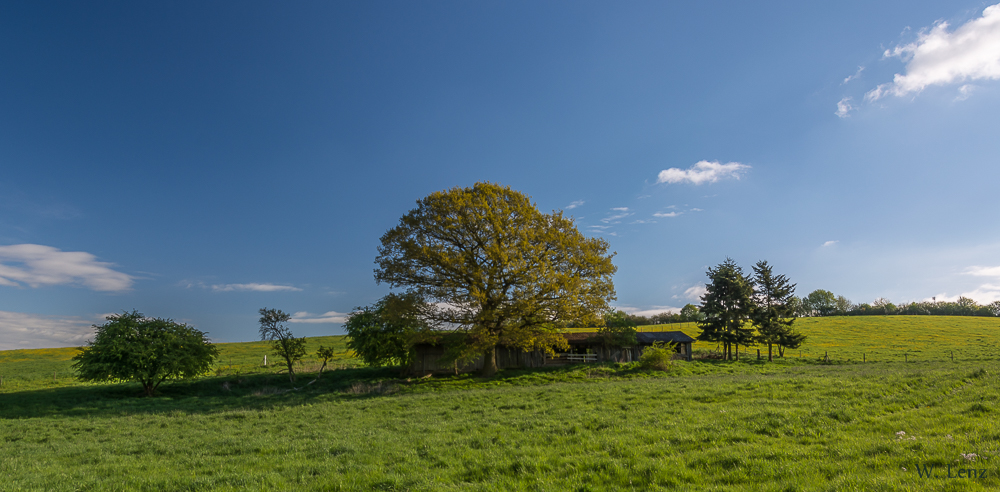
[1,316,998,491]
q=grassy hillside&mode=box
[1,316,999,490]
[0,335,361,394]
[638,315,1000,362]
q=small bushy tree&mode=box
[638,342,675,371]
[73,311,218,396]
[344,293,425,372]
[258,308,306,382]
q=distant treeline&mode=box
[789,290,1000,318]
[612,292,999,326]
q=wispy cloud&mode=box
[955,84,976,101]
[0,311,102,350]
[565,200,585,210]
[616,306,681,317]
[823,240,839,247]
[929,285,1000,304]
[656,161,750,185]
[965,265,1000,277]
[653,211,681,218]
[211,283,302,292]
[289,311,348,324]
[866,4,1000,102]
[0,244,133,292]
[835,97,856,118]
[925,265,1000,304]
[600,208,633,223]
[842,66,865,84]
[680,285,707,301]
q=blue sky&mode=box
[3,0,1000,349]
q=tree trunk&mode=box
[480,346,498,377]
[287,361,295,383]
[768,343,773,362]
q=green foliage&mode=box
[750,260,803,360]
[258,308,307,382]
[375,182,616,375]
[698,258,755,360]
[71,310,218,396]
[804,289,838,316]
[593,309,638,348]
[344,293,424,369]
[638,341,674,371]
[679,303,704,321]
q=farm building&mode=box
[408,330,695,375]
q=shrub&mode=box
[638,342,675,371]
[73,310,218,396]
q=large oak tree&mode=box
[375,182,617,376]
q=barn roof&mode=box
[636,331,695,343]
[562,331,695,344]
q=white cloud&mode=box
[612,207,629,211]
[0,311,101,350]
[681,285,707,301]
[823,240,839,247]
[653,211,681,218]
[690,208,704,212]
[928,284,1000,304]
[0,244,133,292]
[600,210,633,223]
[955,84,976,101]
[617,306,681,317]
[835,97,856,118]
[867,4,1000,101]
[565,200,585,210]
[210,283,302,292]
[656,161,750,185]
[289,311,348,324]
[842,66,865,84]
[965,265,1000,277]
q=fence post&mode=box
[863,353,865,363]
[904,354,908,363]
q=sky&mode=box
[2,0,1000,349]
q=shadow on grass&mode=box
[0,358,810,420]
[0,366,401,420]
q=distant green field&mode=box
[638,315,1000,362]
[1,316,999,490]
[0,335,361,394]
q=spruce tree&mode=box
[697,258,754,360]
[750,260,800,361]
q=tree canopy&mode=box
[344,293,425,371]
[258,308,306,382]
[72,311,218,396]
[750,260,801,361]
[697,258,754,360]
[375,182,617,376]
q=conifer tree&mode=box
[750,260,800,361]
[697,258,754,360]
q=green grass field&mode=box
[638,315,1000,362]
[1,316,999,490]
